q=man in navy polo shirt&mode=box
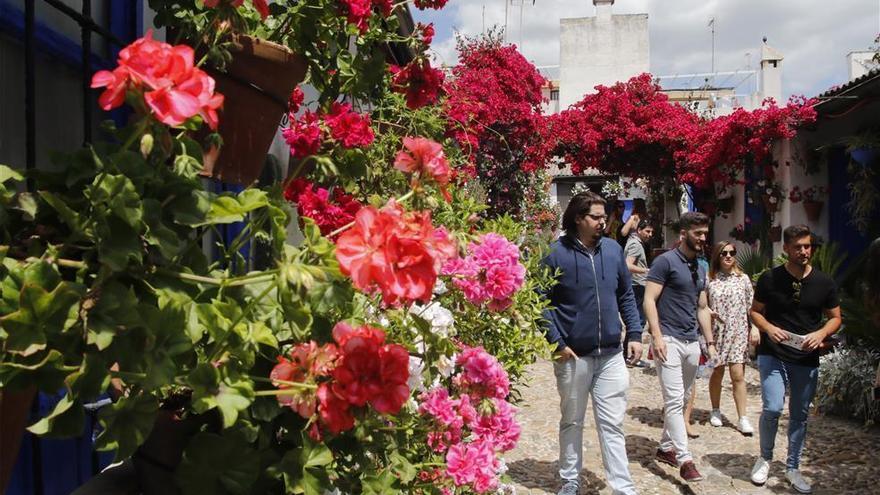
[643,212,716,482]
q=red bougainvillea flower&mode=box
[416,22,435,46]
[282,110,323,158]
[390,59,445,109]
[283,178,363,239]
[394,136,451,199]
[335,200,457,306]
[372,0,393,16]
[90,31,224,129]
[414,0,448,9]
[330,322,411,415]
[288,86,305,113]
[324,102,375,148]
[340,0,373,33]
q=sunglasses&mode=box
[688,260,699,285]
[792,281,802,305]
[720,249,737,258]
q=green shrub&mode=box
[816,347,880,425]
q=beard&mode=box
[684,235,702,252]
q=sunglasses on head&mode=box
[720,248,737,258]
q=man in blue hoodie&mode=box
[542,192,643,495]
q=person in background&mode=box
[624,219,654,330]
[605,200,626,244]
[644,212,716,482]
[706,241,760,435]
[749,225,842,494]
[541,192,643,495]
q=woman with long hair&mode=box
[706,240,760,435]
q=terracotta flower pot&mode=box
[803,200,823,222]
[202,35,308,186]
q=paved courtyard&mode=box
[506,359,879,495]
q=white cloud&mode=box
[415,0,880,98]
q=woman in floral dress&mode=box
[706,241,760,435]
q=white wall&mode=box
[559,12,649,110]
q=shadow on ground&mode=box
[625,435,696,495]
[507,459,606,494]
[627,406,664,428]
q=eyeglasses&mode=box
[792,281,802,304]
[720,249,737,258]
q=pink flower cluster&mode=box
[417,346,519,494]
[282,101,374,158]
[91,32,224,130]
[443,233,526,311]
[394,136,451,200]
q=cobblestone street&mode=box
[506,360,880,495]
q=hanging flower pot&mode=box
[202,35,308,186]
[803,200,824,221]
[768,225,782,242]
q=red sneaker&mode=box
[655,448,677,467]
[680,461,703,482]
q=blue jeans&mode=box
[757,354,819,470]
[632,284,646,329]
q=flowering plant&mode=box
[748,178,786,209]
[788,185,828,203]
[729,221,761,245]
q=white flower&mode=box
[765,188,773,195]
[496,457,509,475]
[436,353,456,378]
[769,196,778,204]
[433,279,448,295]
[408,356,425,392]
[410,302,455,337]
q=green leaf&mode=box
[96,216,143,271]
[188,365,254,428]
[87,174,143,228]
[2,281,82,356]
[39,191,85,235]
[170,190,212,226]
[66,353,110,400]
[361,470,398,495]
[15,192,38,220]
[202,189,268,226]
[0,164,23,183]
[0,350,67,390]
[27,394,86,438]
[176,432,260,495]
[143,199,186,259]
[95,393,159,461]
[389,451,417,484]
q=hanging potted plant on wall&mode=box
[148,0,422,185]
[789,185,827,222]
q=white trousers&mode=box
[555,352,637,495]
[654,335,700,465]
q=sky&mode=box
[412,0,880,99]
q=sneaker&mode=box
[558,480,579,495]
[786,469,813,494]
[709,409,723,427]
[737,416,754,436]
[750,457,770,485]
[680,461,703,482]
[655,448,677,467]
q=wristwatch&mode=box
[706,341,716,346]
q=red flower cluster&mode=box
[288,86,305,113]
[335,200,457,306]
[339,0,394,33]
[416,22,435,46]
[536,73,698,179]
[283,178,363,238]
[390,59,445,109]
[394,136,451,200]
[683,96,817,187]
[444,35,547,217]
[270,322,410,436]
[788,185,827,203]
[282,103,374,158]
[414,0,448,9]
[91,32,224,129]
[324,102,375,148]
[204,0,269,20]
